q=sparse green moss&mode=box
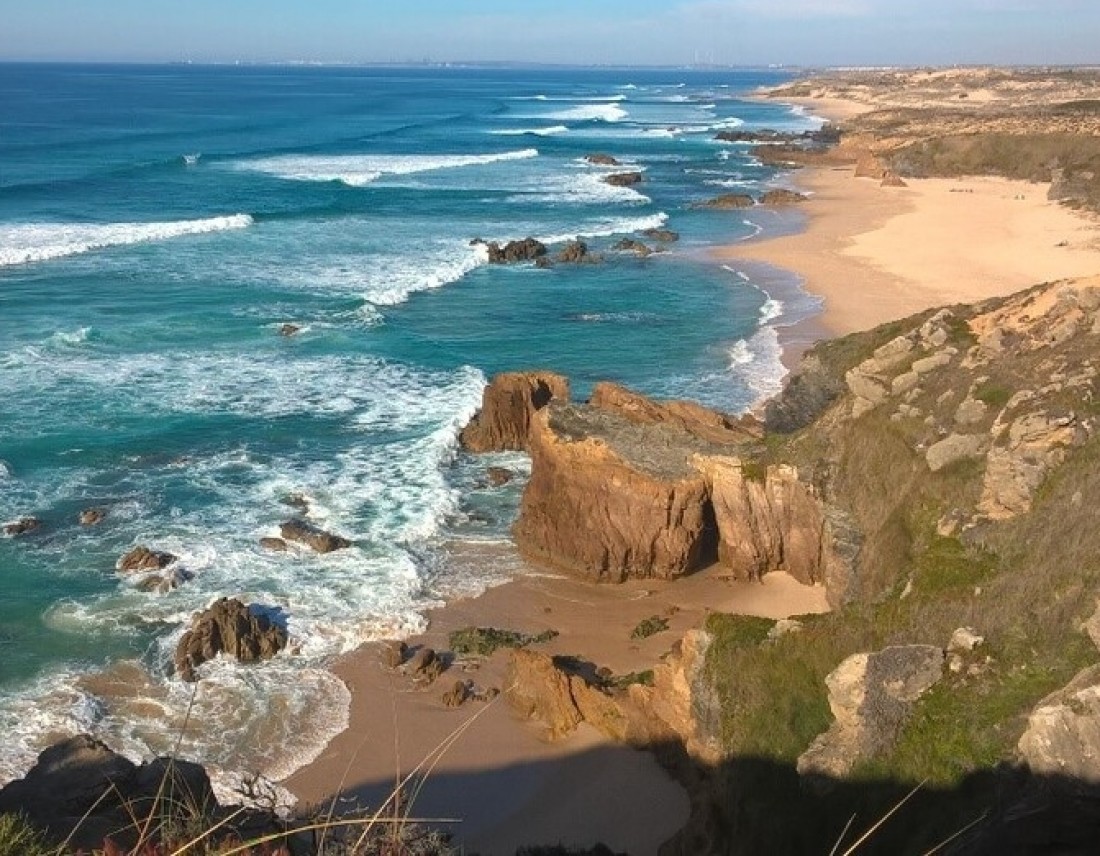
[911,534,998,597]
[449,626,558,657]
[607,669,655,690]
[630,615,669,640]
[973,382,1012,409]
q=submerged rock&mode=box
[79,508,106,526]
[697,193,754,209]
[279,518,352,553]
[641,228,679,242]
[585,153,620,165]
[3,516,41,536]
[612,238,652,256]
[174,597,287,682]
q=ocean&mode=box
[0,63,820,802]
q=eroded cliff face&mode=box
[513,404,719,582]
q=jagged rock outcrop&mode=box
[174,597,287,681]
[0,735,276,851]
[474,237,548,264]
[798,645,944,782]
[589,381,761,446]
[697,193,754,209]
[117,546,177,573]
[4,516,41,536]
[279,518,351,553]
[513,404,719,582]
[612,238,652,256]
[760,189,808,206]
[603,171,642,187]
[459,370,570,453]
[557,239,597,264]
[692,456,847,593]
[641,228,679,242]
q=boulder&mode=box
[174,597,288,682]
[513,404,718,582]
[406,646,444,682]
[602,171,642,187]
[641,228,679,242]
[459,371,570,453]
[279,518,351,553]
[697,193,754,210]
[442,680,470,708]
[3,516,41,536]
[382,640,408,669]
[557,239,596,264]
[259,537,288,552]
[797,645,944,782]
[79,508,106,526]
[1019,664,1100,782]
[117,546,177,574]
[278,323,301,337]
[476,237,548,264]
[589,381,762,446]
[585,153,620,166]
[485,466,515,486]
[504,649,585,739]
[925,433,985,473]
[760,189,808,206]
[612,238,652,256]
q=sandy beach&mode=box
[720,104,1100,340]
[285,554,828,855]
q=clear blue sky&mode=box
[2,0,1097,66]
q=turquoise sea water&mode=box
[0,63,820,797]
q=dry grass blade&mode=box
[828,813,858,856]
[921,810,990,855]
[197,814,460,856]
[167,805,248,856]
[840,780,927,856]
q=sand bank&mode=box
[285,556,828,855]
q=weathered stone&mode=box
[442,680,470,708]
[698,193,754,209]
[406,647,444,682]
[798,645,944,782]
[759,188,808,205]
[948,626,985,653]
[79,508,106,526]
[955,397,989,425]
[278,323,301,337]
[557,240,595,264]
[4,516,41,536]
[118,546,177,573]
[259,537,288,552]
[459,371,570,453]
[589,381,761,446]
[1019,664,1100,782]
[925,433,985,472]
[584,153,620,166]
[641,228,679,242]
[514,405,717,583]
[279,519,351,553]
[174,598,287,682]
[505,649,584,739]
[382,640,408,669]
[603,171,642,187]
[612,238,652,256]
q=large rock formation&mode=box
[589,381,761,446]
[692,456,848,592]
[459,370,570,453]
[0,735,279,851]
[513,403,720,582]
[797,645,944,782]
[174,598,288,681]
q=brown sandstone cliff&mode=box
[458,371,569,453]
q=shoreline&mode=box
[721,91,1100,345]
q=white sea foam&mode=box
[48,327,91,346]
[760,297,785,324]
[538,211,668,244]
[728,325,787,406]
[237,148,539,187]
[506,171,650,207]
[740,219,765,240]
[490,125,569,137]
[546,104,627,123]
[0,215,253,267]
[182,153,201,166]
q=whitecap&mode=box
[546,104,627,123]
[237,149,539,187]
[182,153,201,166]
[538,211,668,244]
[0,215,253,267]
[490,125,569,137]
[728,326,787,406]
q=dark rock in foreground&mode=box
[279,518,352,553]
[174,597,288,682]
